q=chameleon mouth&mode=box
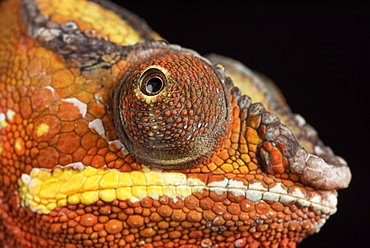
[18,163,338,216]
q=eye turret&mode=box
[114,52,230,169]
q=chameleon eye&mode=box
[139,68,166,96]
[114,53,231,169]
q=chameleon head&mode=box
[0,0,353,247]
[114,52,231,169]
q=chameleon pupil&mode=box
[139,68,166,96]
[146,77,162,94]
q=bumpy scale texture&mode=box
[117,53,229,168]
[0,0,351,248]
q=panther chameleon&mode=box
[0,0,351,247]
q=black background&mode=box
[114,3,369,248]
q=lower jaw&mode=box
[4,192,329,248]
[8,163,337,247]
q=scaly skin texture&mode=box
[0,0,351,248]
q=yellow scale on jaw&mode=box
[18,166,203,214]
